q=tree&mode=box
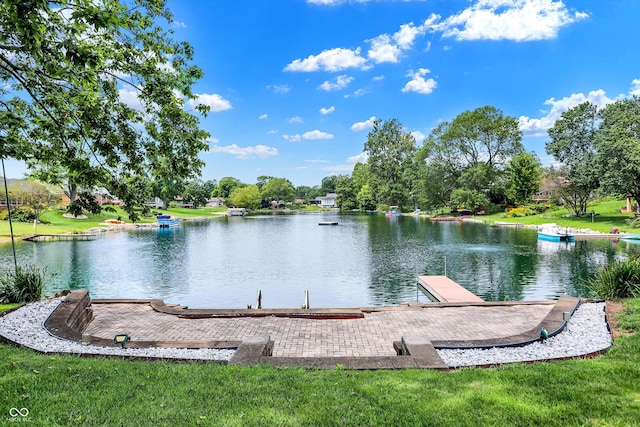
[227,185,261,210]
[505,152,542,205]
[546,101,600,216]
[261,177,295,208]
[356,184,376,211]
[597,97,640,210]
[364,118,416,211]
[335,175,356,211]
[0,0,210,220]
[182,180,209,209]
[449,188,489,213]
[429,106,523,171]
[321,175,339,194]
[212,177,243,199]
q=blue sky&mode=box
[6,0,640,187]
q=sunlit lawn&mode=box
[0,206,227,237]
[0,300,638,426]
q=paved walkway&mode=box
[85,302,554,357]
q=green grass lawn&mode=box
[480,198,636,234]
[0,300,639,426]
[0,206,227,237]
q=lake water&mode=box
[0,213,635,308]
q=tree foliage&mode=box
[227,185,261,210]
[597,97,640,210]
[0,0,210,220]
[546,102,600,216]
[364,118,416,211]
[428,106,523,171]
[261,177,295,207]
[505,152,542,205]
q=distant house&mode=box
[144,197,166,209]
[316,193,338,208]
[207,197,225,207]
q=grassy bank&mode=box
[0,301,638,426]
[480,198,635,234]
[0,206,227,238]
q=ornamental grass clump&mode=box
[587,258,640,300]
[0,264,48,303]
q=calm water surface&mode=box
[1,213,635,308]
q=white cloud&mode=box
[630,79,640,97]
[267,84,291,94]
[188,93,232,112]
[207,136,219,144]
[367,34,402,64]
[267,130,278,135]
[172,21,187,29]
[320,106,336,115]
[306,159,330,163]
[394,22,422,50]
[372,75,385,82]
[518,89,615,136]
[284,47,368,72]
[431,0,589,42]
[411,130,426,143]
[289,116,304,124]
[347,152,368,164]
[259,113,268,120]
[303,130,334,140]
[283,134,302,142]
[118,88,144,111]
[402,68,437,95]
[211,144,278,159]
[318,75,354,91]
[351,116,376,132]
[345,88,368,98]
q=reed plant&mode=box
[587,258,640,299]
[0,264,48,303]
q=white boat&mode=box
[156,215,180,227]
[537,225,574,242]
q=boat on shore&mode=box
[620,234,640,240]
[156,215,180,228]
[538,226,574,243]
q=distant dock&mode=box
[22,234,98,242]
[417,276,484,303]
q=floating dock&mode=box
[22,234,98,242]
[417,276,484,303]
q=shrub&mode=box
[4,208,37,223]
[587,258,640,300]
[0,264,49,303]
[505,206,536,218]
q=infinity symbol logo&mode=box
[9,407,29,417]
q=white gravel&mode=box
[0,298,612,367]
[437,301,612,367]
[0,298,235,362]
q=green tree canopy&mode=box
[505,152,542,205]
[227,185,261,210]
[0,0,210,220]
[364,118,416,211]
[261,177,295,207]
[546,101,600,216]
[429,106,523,172]
[597,97,640,210]
[212,177,244,198]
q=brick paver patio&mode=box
[85,303,554,357]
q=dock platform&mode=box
[417,276,484,303]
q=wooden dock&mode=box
[22,234,98,242]
[417,276,484,303]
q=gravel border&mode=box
[0,298,612,367]
[437,301,612,367]
[0,298,235,361]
